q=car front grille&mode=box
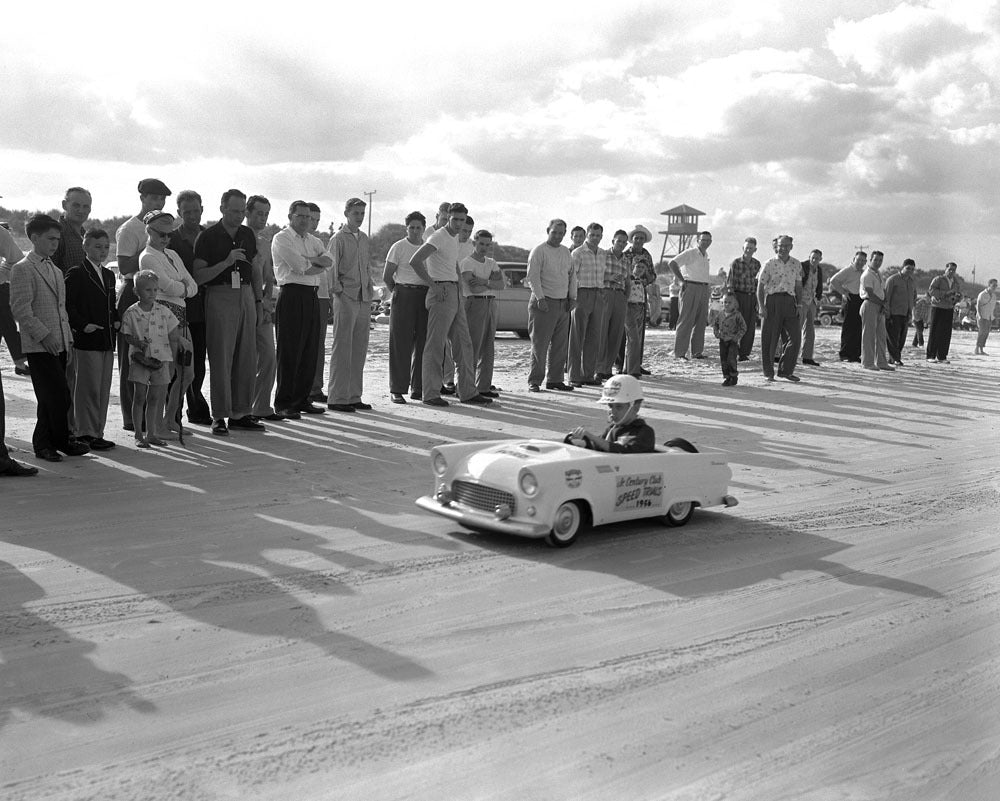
[452,480,516,514]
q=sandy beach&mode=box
[1,323,998,800]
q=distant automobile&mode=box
[496,262,530,338]
[815,294,844,326]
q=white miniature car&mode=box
[416,438,738,547]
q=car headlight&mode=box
[519,470,538,496]
[432,451,448,476]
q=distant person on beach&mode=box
[912,292,931,347]
[193,188,263,436]
[116,178,172,431]
[10,214,90,462]
[975,279,998,355]
[859,250,894,371]
[461,228,504,398]
[884,258,917,366]
[326,198,374,413]
[926,262,962,363]
[568,222,607,387]
[384,211,429,404]
[598,229,628,382]
[271,201,331,419]
[756,234,802,382]
[525,219,576,392]
[797,249,824,366]
[725,236,760,361]
[245,195,279,421]
[669,230,713,360]
[64,228,119,451]
[168,190,211,424]
[714,292,747,387]
[308,203,331,404]
[623,225,657,376]
[829,251,866,363]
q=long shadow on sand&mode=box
[443,512,944,601]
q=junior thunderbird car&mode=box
[415,438,738,547]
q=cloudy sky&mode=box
[1,0,997,278]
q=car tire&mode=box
[545,501,584,547]
[819,313,832,326]
[663,501,695,527]
[516,330,530,339]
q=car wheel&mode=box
[664,500,694,527]
[546,501,583,547]
[819,313,832,326]
[516,330,530,339]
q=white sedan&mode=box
[416,438,738,547]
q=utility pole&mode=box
[364,189,376,238]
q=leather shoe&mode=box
[81,436,116,450]
[410,391,422,400]
[569,381,585,388]
[546,382,574,391]
[309,392,328,403]
[440,384,457,396]
[422,397,448,407]
[211,419,229,436]
[228,416,265,430]
[391,393,406,404]
[802,358,820,366]
[187,416,213,425]
[640,367,651,374]
[528,384,541,392]
[262,412,288,421]
[298,404,326,414]
[327,403,356,412]
[14,363,30,376]
[35,448,63,462]
[480,390,499,398]
[777,373,801,382]
[0,458,38,476]
[61,439,91,457]
[276,408,302,420]
[461,394,493,405]
[352,401,373,410]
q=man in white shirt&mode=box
[384,211,429,403]
[461,229,504,398]
[975,279,998,355]
[271,201,332,417]
[308,204,330,402]
[246,195,283,420]
[859,251,894,371]
[408,203,488,407]
[526,219,576,391]
[668,231,713,359]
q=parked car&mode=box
[416,437,738,548]
[815,294,844,326]
[496,262,530,338]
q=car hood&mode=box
[461,440,590,479]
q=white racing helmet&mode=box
[597,374,644,404]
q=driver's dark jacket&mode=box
[585,417,655,454]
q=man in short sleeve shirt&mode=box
[725,237,760,360]
[193,188,262,435]
[829,252,866,362]
[669,231,713,359]
[756,234,803,381]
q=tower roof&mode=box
[661,204,705,216]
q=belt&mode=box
[396,283,427,289]
[279,283,318,292]
[685,280,708,285]
[468,295,496,299]
[604,286,626,292]
[206,282,252,289]
[434,280,457,284]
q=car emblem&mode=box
[565,469,582,488]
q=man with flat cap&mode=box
[115,178,171,430]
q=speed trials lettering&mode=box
[614,472,664,511]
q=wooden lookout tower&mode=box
[658,204,704,264]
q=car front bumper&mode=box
[416,496,550,538]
